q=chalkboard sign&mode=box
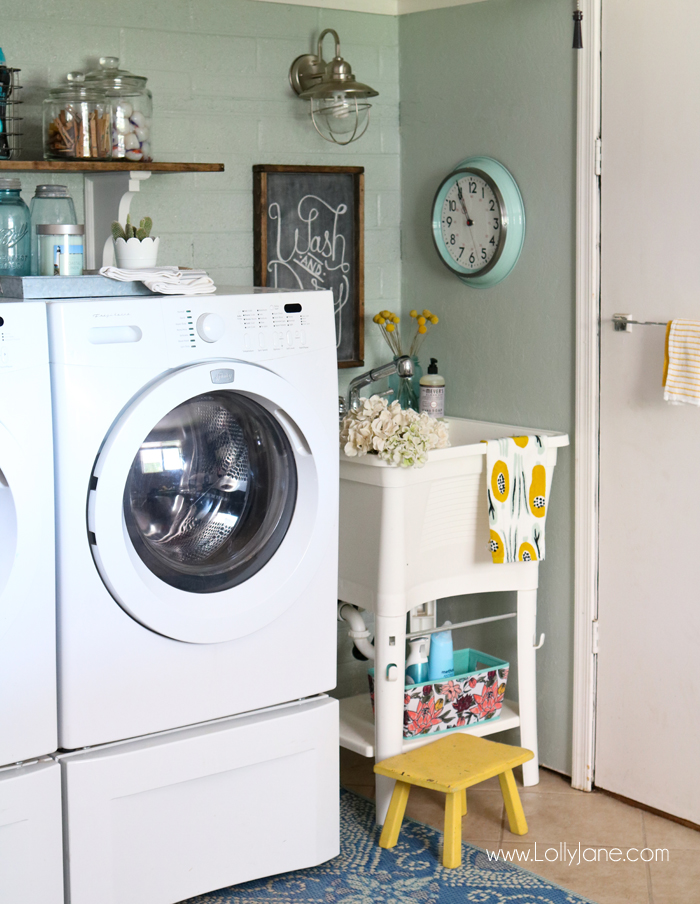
[253,165,364,368]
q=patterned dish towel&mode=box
[485,435,551,564]
[663,319,700,405]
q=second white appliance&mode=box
[0,301,56,767]
[0,759,64,904]
[49,289,339,749]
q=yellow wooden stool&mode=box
[374,733,534,869]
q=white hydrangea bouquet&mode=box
[340,395,450,468]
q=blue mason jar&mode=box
[388,355,423,411]
[0,177,30,276]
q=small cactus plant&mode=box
[111,214,154,243]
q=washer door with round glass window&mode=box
[88,361,332,644]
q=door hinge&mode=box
[595,138,602,176]
[592,619,600,655]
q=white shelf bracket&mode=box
[83,170,152,270]
[533,632,545,650]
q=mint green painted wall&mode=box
[399,0,576,774]
[1,0,399,400]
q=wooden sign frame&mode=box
[253,164,364,369]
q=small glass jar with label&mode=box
[37,224,84,276]
[29,184,77,275]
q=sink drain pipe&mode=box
[337,602,375,661]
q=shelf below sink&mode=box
[338,693,521,759]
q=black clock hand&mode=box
[456,183,473,226]
[456,182,478,257]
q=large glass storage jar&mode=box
[43,76,112,160]
[84,57,153,162]
[0,177,30,276]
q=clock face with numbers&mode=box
[431,157,525,288]
[440,170,505,275]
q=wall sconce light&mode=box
[289,29,379,146]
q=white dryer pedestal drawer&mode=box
[0,760,64,904]
[59,697,339,904]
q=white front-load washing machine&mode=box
[50,289,340,903]
[0,301,57,767]
[49,288,339,748]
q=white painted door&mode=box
[597,0,700,823]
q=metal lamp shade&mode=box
[290,29,379,146]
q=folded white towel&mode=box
[99,266,217,296]
[663,319,700,406]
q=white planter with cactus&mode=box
[112,215,159,268]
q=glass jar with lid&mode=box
[0,177,30,276]
[43,74,112,160]
[84,57,153,162]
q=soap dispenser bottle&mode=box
[419,358,445,418]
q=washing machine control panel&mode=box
[162,291,333,359]
[45,291,333,368]
[0,314,22,368]
[237,302,311,354]
[0,303,49,370]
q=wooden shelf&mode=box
[338,693,521,759]
[0,159,224,269]
[0,161,224,173]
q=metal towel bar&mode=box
[613,313,667,332]
[406,612,517,639]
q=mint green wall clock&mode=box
[431,156,525,288]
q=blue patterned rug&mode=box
[184,789,596,903]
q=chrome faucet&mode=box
[345,355,414,412]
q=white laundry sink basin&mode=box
[338,416,569,614]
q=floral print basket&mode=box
[368,648,509,739]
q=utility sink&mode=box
[338,416,569,615]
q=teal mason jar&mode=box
[0,177,30,276]
[388,355,423,411]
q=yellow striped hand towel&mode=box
[663,319,700,405]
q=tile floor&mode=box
[340,748,700,904]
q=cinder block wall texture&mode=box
[4,0,400,397]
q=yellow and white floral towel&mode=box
[485,435,551,564]
[663,319,700,405]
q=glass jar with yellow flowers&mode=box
[372,307,440,410]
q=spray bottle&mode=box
[405,637,429,685]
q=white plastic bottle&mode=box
[419,358,445,418]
